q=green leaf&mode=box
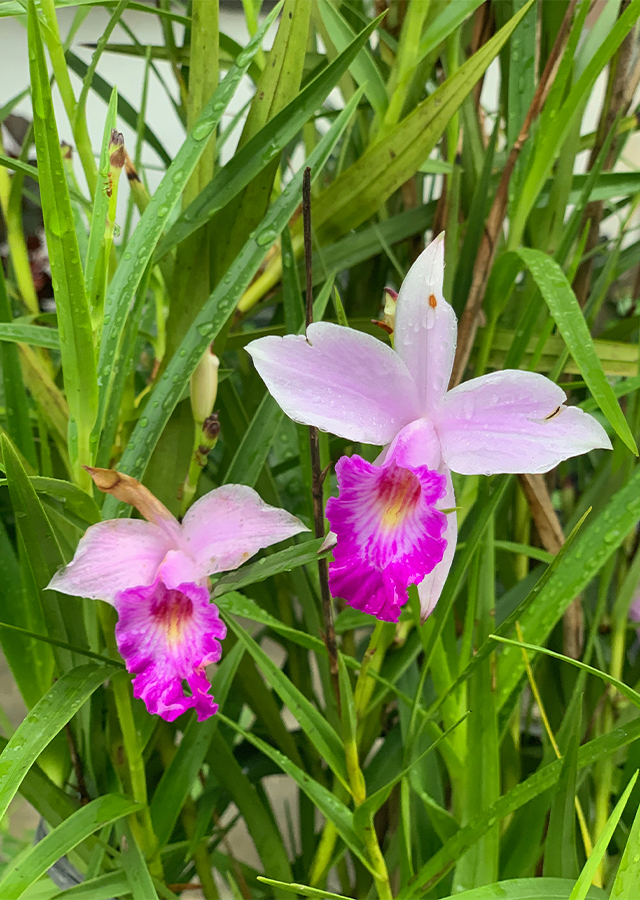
[453,518,499,890]
[27,0,98,479]
[256,879,351,900]
[65,50,171,167]
[418,0,486,59]
[0,795,140,899]
[0,322,60,350]
[1,434,83,672]
[0,154,39,180]
[312,0,535,242]
[353,715,468,835]
[0,664,116,823]
[117,820,159,900]
[610,775,640,896]
[440,878,606,899]
[509,0,640,245]
[95,2,283,447]
[154,13,381,260]
[102,89,362,510]
[543,708,580,879]
[514,247,637,454]
[49,871,131,899]
[149,642,245,848]
[0,518,53,709]
[211,538,327,599]
[225,616,349,788]
[405,719,640,895]
[222,392,284,487]
[84,87,118,309]
[207,730,293,883]
[570,773,638,900]
[316,0,388,117]
[490,636,640,711]
[217,711,371,872]
[0,263,37,469]
[495,465,640,708]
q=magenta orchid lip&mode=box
[247,233,611,623]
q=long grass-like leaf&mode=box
[27,0,97,484]
[0,664,116,822]
[102,89,362,515]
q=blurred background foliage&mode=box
[1,0,640,898]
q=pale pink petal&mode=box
[325,453,447,623]
[247,322,421,444]
[47,519,172,603]
[181,484,308,576]
[115,578,226,721]
[437,370,612,476]
[158,549,202,590]
[417,470,457,623]
[394,234,457,412]
[383,417,442,470]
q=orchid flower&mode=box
[247,234,612,623]
[48,469,307,721]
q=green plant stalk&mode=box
[168,0,218,392]
[363,815,393,900]
[180,414,220,516]
[309,818,338,887]
[0,139,39,315]
[91,132,125,333]
[354,621,395,738]
[39,0,97,196]
[97,604,161,879]
[592,544,640,884]
[514,483,531,582]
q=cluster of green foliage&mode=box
[1,0,640,898]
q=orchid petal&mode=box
[394,235,457,412]
[181,484,308,577]
[115,578,226,721]
[47,519,172,603]
[383,417,442,470]
[247,322,421,444]
[158,549,202,590]
[326,453,447,622]
[417,470,457,623]
[437,370,612,475]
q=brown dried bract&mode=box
[83,466,175,525]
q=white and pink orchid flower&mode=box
[247,234,612,623]
[48,470,307,721]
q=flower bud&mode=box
[108,129,125,171]
[382,287,398,332]
[371,287,398,336]
[190,347,220,426]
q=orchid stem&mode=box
[98,604,162,879]
[302,166,340,709]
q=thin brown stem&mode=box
[65,723,90,805]
[450,0,578,388]
[302,167,340,708]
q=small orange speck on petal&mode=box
[428,294,437,308]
